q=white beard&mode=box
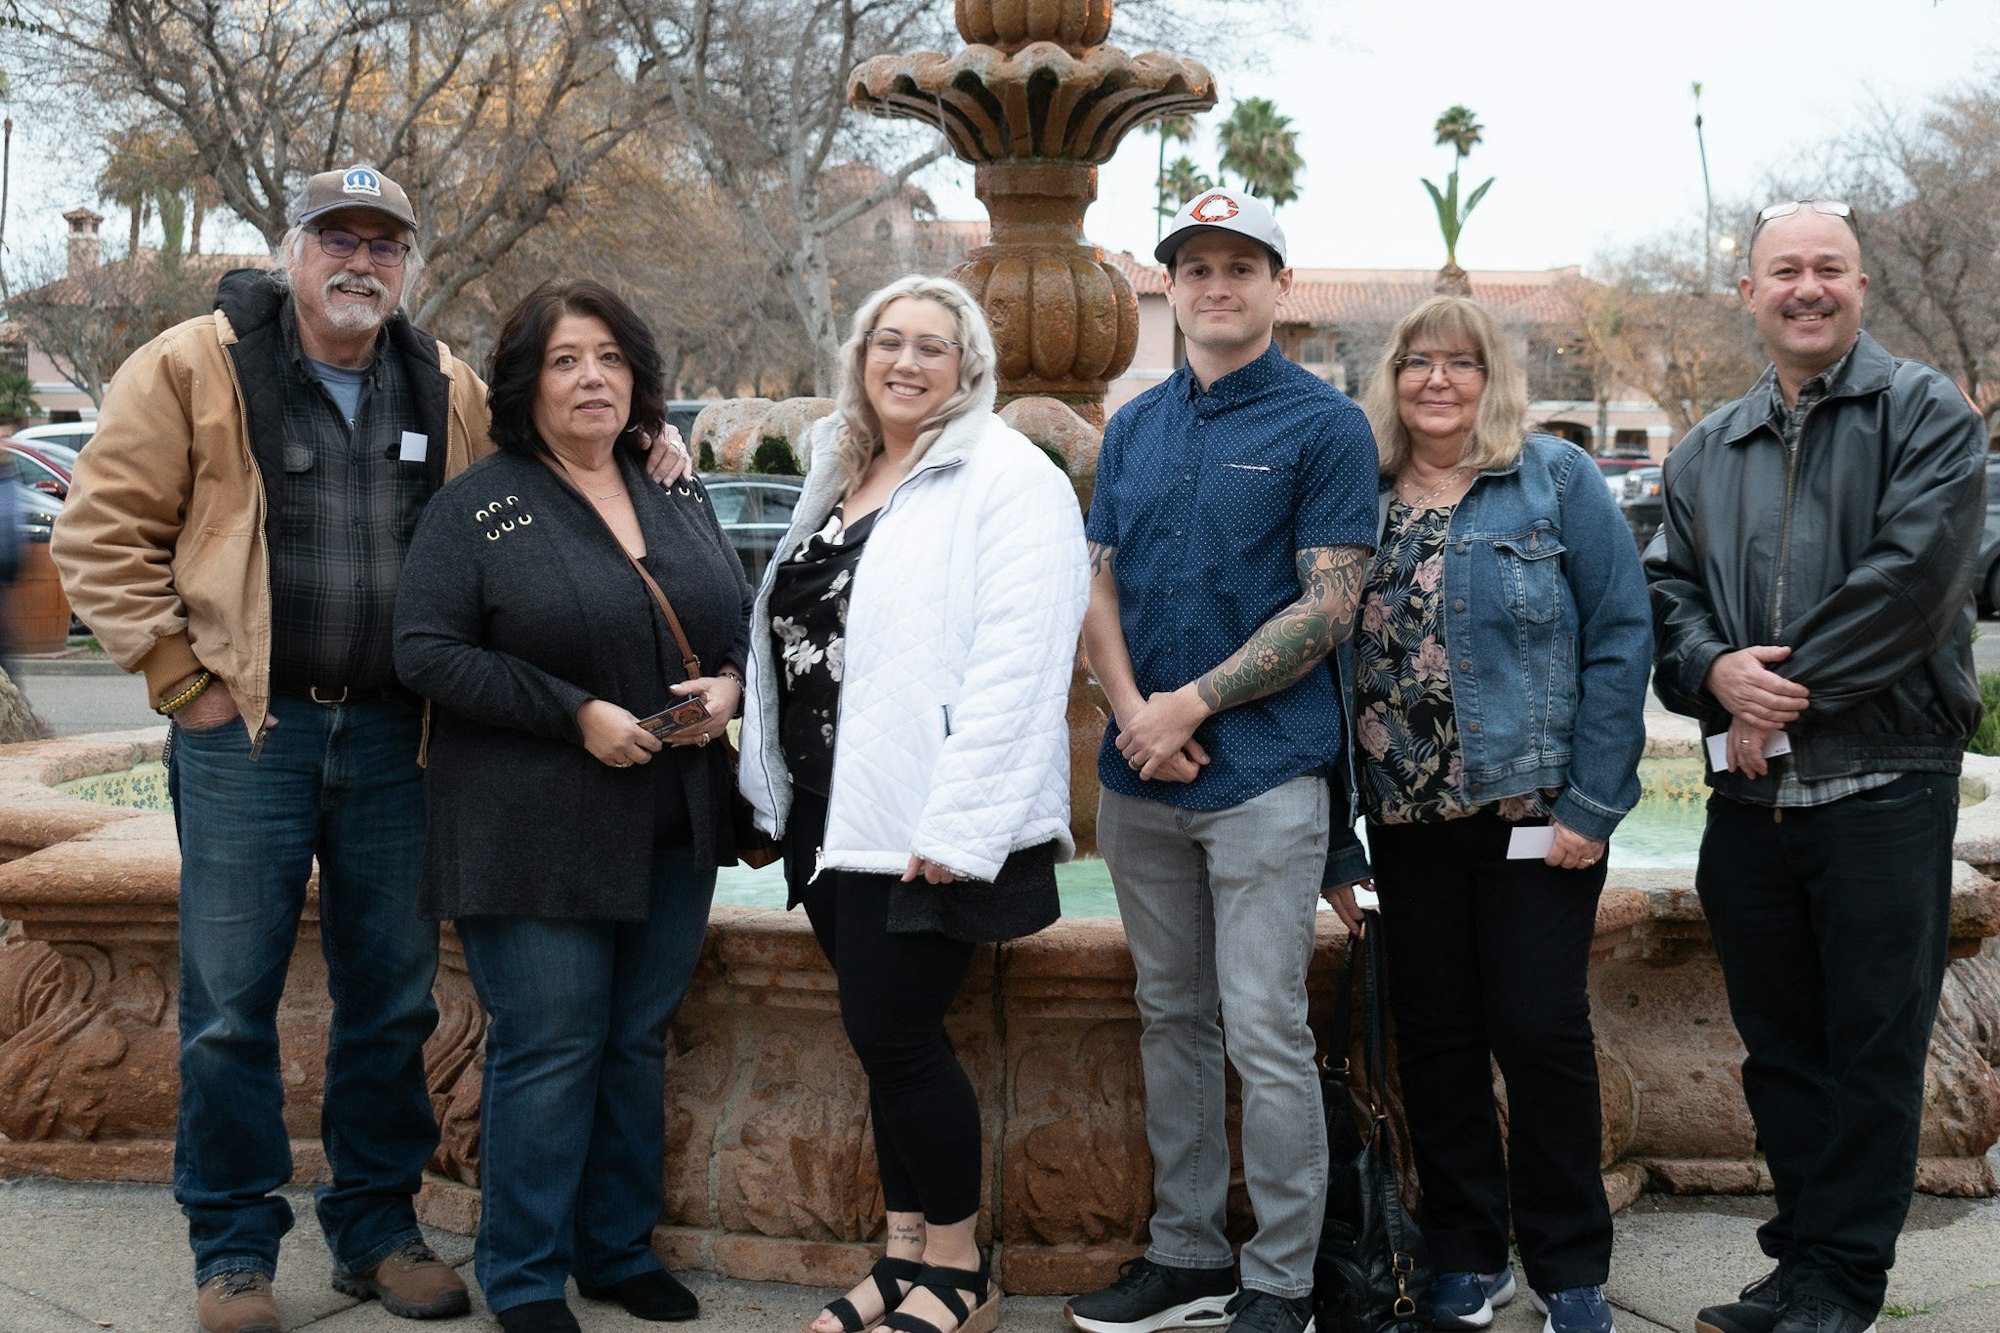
[318,274,393,333]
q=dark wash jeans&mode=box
[167,693,439,1284]
[1369,812,1613,1294]
[1697,772,1957,1317]
[456,847,715,1314]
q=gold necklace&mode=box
[554,454,622,501]
[1398,465,1470,512]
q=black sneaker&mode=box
[1225,1290,1314,1333]
[1770,1295,1877,1333]
[1697,1268,1788,1333]
[1065,1257,1237,1333]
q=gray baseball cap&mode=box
[1154,188,1287,268]
[296,165,417,231]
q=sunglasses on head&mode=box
[1750,198,1859,246]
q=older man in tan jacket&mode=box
[54,165,486,1333]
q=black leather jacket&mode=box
[1645,331,1985,797]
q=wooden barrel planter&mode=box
[8,540,73,654]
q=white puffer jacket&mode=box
[738,392,1089,881]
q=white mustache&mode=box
[323,272,390,303]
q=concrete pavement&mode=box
[3,1176,2000,1332]
[7,651,156,736]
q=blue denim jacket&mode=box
[1327,434,1652,883]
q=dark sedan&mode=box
[703,473,803,587]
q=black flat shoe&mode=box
[576,1268,699,1321]
[495,1300,581,1333]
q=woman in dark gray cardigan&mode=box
[395,279,748,1333]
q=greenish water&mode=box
[63,757,1712,920]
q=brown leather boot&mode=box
[196,1270,281,1333]
[331,1238,470,1319]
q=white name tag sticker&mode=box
[1507,826,1557,860]
[399,431,429,463]
[1704,729,1792,771]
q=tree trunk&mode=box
[800,235,839,399]
[1433,263,1472,296]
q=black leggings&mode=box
[790,793,981,1225]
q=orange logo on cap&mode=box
[1190,193,1239,223]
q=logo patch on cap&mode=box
[1191,193,1240,223]
[341,167,383,198]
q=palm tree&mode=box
[97,127,165,254]
[1217,97,1303,209]
[1152,114,1200,239]
[1421,104,1495,293]
[1158,155,1215,218]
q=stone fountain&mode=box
[849,0,1214,428]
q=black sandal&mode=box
[882,1259,998,1333]
[807,1254,922,1333]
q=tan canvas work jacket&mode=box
[52,268,490,744]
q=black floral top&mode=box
[768,507,878,797]
[1353,498,1554,826]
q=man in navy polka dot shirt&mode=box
[1065,190,1380,1333]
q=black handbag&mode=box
[1313,912,1431,1332]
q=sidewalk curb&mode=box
[8,656,128,678]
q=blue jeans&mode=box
[456,848,716,1314]
[166,692,440,1284]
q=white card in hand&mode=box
[1506,826,1556,859]
[1705,729,1792,770]
[399,431,429,463]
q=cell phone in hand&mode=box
[636,696,709,740]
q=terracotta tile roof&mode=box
[1103,252,1586,327]
[19,251,268,306]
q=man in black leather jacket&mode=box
[1646,200,1986,1333]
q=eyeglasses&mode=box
[1394,354,1486,383]
[1751,198,1858,243]
[307,226,413,268]
[864,330,961,365]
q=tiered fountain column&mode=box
[850,0,1214,427]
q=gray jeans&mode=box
[1099,773,1330,1299]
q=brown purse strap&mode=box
[542,456,704,681]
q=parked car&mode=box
[2,439,77,500]
[1594,455,1653,484]
[702,472,803,587]
[1620,465,1664,549]
[1972,458,2000,617]
[13,482,62,544]
[11,422,94,453]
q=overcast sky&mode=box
[925,0,1999,274]
[4,0,1995,280]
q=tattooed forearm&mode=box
[1194,545,1368,713]
[1088,541,1115,578]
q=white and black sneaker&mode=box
[1065,1257,1238,1333]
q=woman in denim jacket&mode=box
[1325,296,1651,1333]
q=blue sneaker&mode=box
[1429,1270,1516,1330]
[1530,1286,1617,1333]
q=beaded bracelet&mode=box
[157,669,215,717]
[717,666,746,717]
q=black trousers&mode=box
[1370,813,1613,1293]
[789,791,981,1226]
[1696,772,1957,1316]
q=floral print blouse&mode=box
[1353,497,1553,826]
[768,506,878,798]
